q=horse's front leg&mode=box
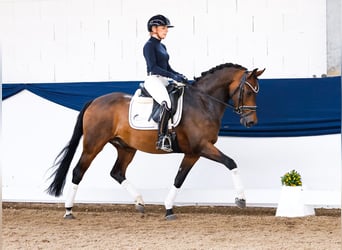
[164,155,200,220]
[200,143,246,208]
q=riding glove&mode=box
[173,74,188,84]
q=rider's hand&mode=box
[180,74,188,84]
[173,74,188,84]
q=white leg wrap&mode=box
[121,180,143,204]
[164,185,179,210]
[65,183,78,208]
[231,169,246,200]
[135,195,144,206]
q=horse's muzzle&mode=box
[244,120,256,128]
[240,112,258,128]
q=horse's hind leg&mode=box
[64,148,104,219]
[109,144,144,213]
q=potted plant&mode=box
[276,169,315,217]
[281,169,302,187]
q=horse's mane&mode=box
[194,63,247,81]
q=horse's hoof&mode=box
[165,214,177,220]
[235,198,246,208]
[64,214,76,219]
[135,203,145,214]
[165,208,176,220]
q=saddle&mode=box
[128,83,185,130]
[140,83,184,123]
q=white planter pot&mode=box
[276,186,315,217]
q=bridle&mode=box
[188,71,259,116]
[229,71,259,116]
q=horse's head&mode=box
[229,68,265,128]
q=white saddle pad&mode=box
[129,89,183,130]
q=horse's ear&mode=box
[250,68,258,77]
[254,68,265,77]
[249,68,265,78]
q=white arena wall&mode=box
[0,0,327,82]
[2,90,340,208]
[1,0,341,208]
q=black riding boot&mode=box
[156,102,172,152]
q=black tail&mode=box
[46,101,92,197]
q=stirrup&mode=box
[157,135,173,152]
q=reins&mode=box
[186,71,259,115]
[189,85,236,110]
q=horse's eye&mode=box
[246,90,253,97]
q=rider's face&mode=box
[152,26,168,40]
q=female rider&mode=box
[143,14,188,152]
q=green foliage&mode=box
[281,169,302,186]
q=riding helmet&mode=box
[147,14,174,32]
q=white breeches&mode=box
[144,75,171,109]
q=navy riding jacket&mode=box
[143,37,180,79]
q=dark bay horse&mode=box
[47,63,265,220]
